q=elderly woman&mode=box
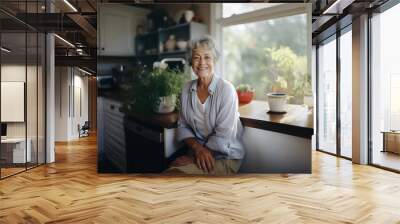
[167,36,245,175]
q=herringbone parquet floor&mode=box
[1,134,400,223]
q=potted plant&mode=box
[236,84,255,104]
[127,65,186,114]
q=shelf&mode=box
[160,22,191,32]
[160,50,187,55]
[135,22,207,62]
[136,30,158,38]
[136,53,159,57]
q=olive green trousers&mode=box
[165,159,242,175]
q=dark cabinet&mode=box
[124,118,167,172]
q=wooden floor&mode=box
[1,163,44,178]
[1,167,26,178]
[1,135,400,223]
[372,150,400,171]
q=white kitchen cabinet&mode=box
[100,97,127,172]
[98,4,149,56]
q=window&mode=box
[317,36,337,154]
[340,28,352,158]
[214,3,311,103]
[371,2,400,171]
[315,21,353,159]
[222,3,281,18]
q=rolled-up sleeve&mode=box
[205,84,238,155]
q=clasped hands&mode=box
[193,145,215,173]
[171,140,215,173]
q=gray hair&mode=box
[188,35,220,66]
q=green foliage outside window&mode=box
[223,14,311,104]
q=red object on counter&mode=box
[237,91,254,104]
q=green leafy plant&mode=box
[236,84,255,93]
[125,67,187,114]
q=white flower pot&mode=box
[267,93,287,113]
[153,95,176,114]
[184,10,194,23]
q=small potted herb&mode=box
[127,65,187,114]
[236,84,255,104]
[148,67,186,113]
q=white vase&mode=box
[184,10,194,23]
[267,93,287,112]
[165,35,176,52]
[176,40,188,50]
[153,95,176,114]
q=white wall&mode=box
[55,66,69,141]
[55,66,89,141]
[1,65,36,137]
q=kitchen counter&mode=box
[123,110,179,131]
[238,100,313,139]
[123,100,313,139]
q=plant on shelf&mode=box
[125,63,187,114]
[236,84,255,104]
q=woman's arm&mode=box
[176,111,196,142]
[184,138,214,173]
[204,82,239,156]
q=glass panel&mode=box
[371,3,400,171]
[222,13,309,103]
[1,31,28,177]
[223,3,282,18]
[27,31,38,169]
[340,29,352,158]
[318,37,337,154]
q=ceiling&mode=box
[0,0,97,72]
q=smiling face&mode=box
[191,46,215,79]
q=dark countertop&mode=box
[124,110,179,131]
[238,100,314,139]
[123,100,314,139]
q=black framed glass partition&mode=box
[370,2,400,172]
[316,24,353,159]
[0,1,46,179]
